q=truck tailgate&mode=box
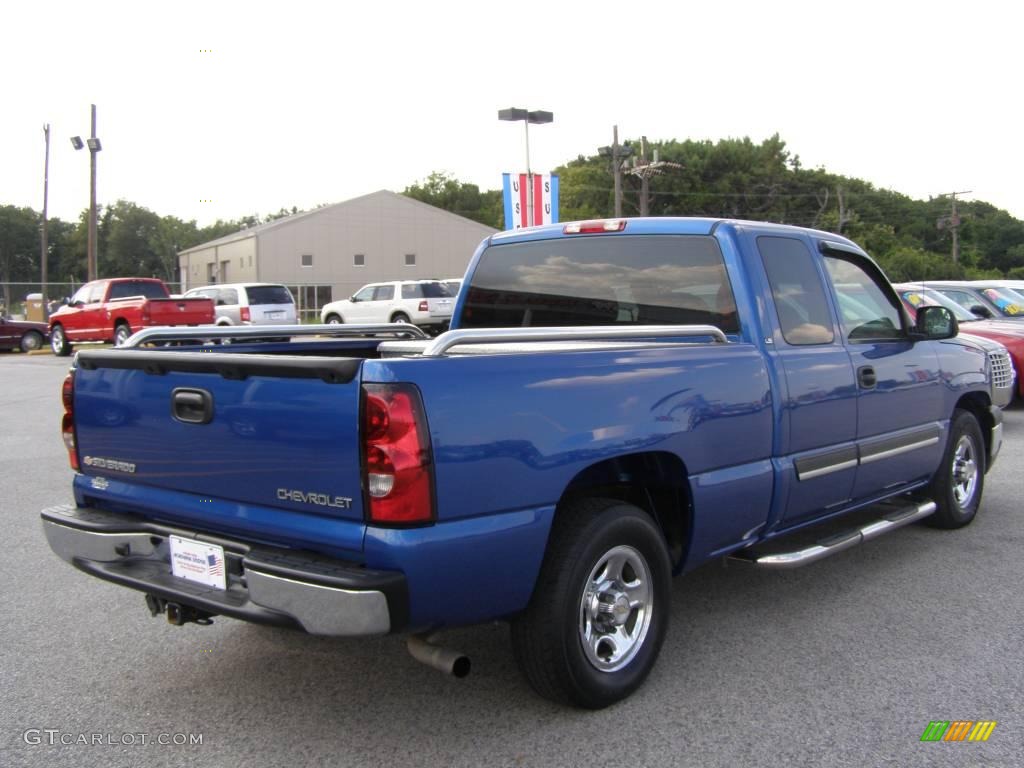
[146,297,214,325]
[72,350,365,522]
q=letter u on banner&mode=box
[502,173,559,229]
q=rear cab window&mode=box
[460,235,739,332]
[108,281,169,300]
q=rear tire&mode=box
[511,498,671,709]
[20,330,44,353]
[391,312,410,324]
[924,409,985,529]
[114,323,132,347]
[50,324,71,356]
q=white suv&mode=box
[320,280,455,331]
[183,283,297,326]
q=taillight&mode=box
[361,383,434,525]
[418,300,428,312]
[563,219,627,234]
[240,307,251,322]
[61,372,79,470]
[142,303,151,323]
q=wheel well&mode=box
[558,452,691,569]
[955,393,995,469]
[391,311,410,321]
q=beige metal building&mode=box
[177,190,497,319]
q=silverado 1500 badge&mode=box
[276,489,353,509]
[83,456,137,473]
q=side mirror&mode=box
[913,305,958,341]
[350,295,360,303]
[970,304,992,318]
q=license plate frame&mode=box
[169,535,227,590]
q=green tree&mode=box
[403,172,500,228]
[0,206,40,312]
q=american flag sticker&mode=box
[207,553,224,576]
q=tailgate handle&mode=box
[172,388,213,424]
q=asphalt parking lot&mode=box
[1,351,1021,767]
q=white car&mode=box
[183,283,297,326]
[320,280,455,330]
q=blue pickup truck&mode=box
[42,218,1006,708]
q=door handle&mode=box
[172,388,213,424]
[858,366,877,389]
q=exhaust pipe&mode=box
[406,633,471,678]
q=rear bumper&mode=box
[41,504,407,636]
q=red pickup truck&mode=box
[48,278,215,356]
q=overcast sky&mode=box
[4,0,1021,227]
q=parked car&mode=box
[0,315,49,352]
[320,280,454,331]
[183,283,297,326]
[922,281,1024,320]
[48,278,215,356]
[442,278,463,297]
[895,284,1018,404]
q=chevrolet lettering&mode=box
[276,489,353,509]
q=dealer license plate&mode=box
[169,536,227,590]
[267,311,284,319]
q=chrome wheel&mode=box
[114,324,131,346]
[21,331,43,352]
[579,545,653,673]
[951,434,979,508]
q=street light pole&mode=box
[41,124,50,320]
[71,104,102,282]
[498,108,554,227]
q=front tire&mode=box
[324,314,343,325]
[20,330,44,353]
[925,409,985,529]
[510,498,671,709]
[50,325,71,356]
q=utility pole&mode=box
[937,190,971,263]
[41,124,50,320]
[627,137,682,216]
[598,126,634,217]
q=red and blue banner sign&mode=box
[502,173,559,230]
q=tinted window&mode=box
[461,235,738,331]
[758,236,834,345]
[246,285,293,305]
[824,257,903,340]
[401,284,423,299]
[108,281,168,300]
[409,282,450,298]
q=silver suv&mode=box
[184,283,297,326]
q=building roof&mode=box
[177,190,497,256]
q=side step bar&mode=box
[728,500,937,569]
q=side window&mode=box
[758,237,835,345]
[374,285,395,301]
[218,289,239,305]
[70,285,91,304]
[824,256,904,341]
[401,284,424,299]
[353,286,377,302]
[86,283,107,303]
